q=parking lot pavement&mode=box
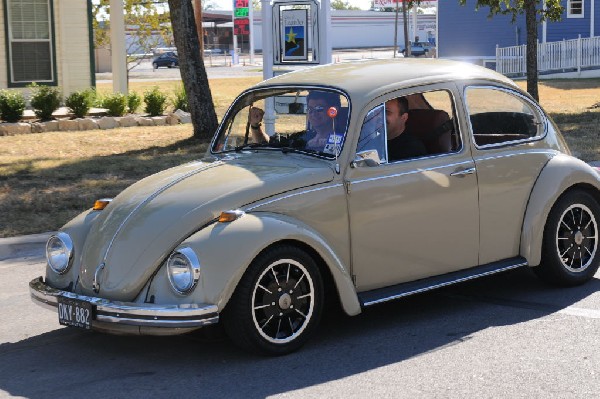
[97,49,401,83]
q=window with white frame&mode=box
[5,0,55,85]
[567,0,584,18]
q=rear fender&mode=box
[520,155,600,266]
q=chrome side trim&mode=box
[473,150,556,163]
[350,160,474,185]
[102,161,223,263]
[360,261,528,307]
[246,183,344,211]
[29,277,219,329]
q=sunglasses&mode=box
[307,106,326,114]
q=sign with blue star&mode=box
[281,9,308,61]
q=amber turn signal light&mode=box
[218,210,245,223]
[93,198,112,211]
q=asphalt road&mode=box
[1,238,599,398]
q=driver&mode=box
[249,91,342,153]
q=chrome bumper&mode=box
[29,276,219,329]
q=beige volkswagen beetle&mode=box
[30,59,600,355]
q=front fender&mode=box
[179,212,361,317]
[520,154,600,266]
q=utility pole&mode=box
[193,0,205,53]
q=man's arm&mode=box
[248,106,269,143]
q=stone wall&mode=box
[0,110,192,136]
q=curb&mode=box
[0,231,54,261]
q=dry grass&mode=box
[0,77,599,237]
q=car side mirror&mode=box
[352,149,382,167]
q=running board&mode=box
[358,257,528,307]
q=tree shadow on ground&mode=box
[539,78,600,90]
[0,137,210,237]
[1,268,598,399]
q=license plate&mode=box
[58,297,93,329]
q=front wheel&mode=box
[152,62,158,69]
[223,245,324,355]
[534,190,600,286]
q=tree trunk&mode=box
[168,0,218,140]
[525,0,539,101]
[402,0,410,56]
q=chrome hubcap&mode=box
[574,231,584,246]
[278,293,292,310]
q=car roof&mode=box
[255,59,518,109]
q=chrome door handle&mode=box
[450,167,476,177]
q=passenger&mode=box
[385,96,427,161]
[249,91,342,152]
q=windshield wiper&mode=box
[234,142,269,152]
[279,147,334,158]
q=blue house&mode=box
[438,0,599,64]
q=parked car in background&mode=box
[398,41,430,57]
[30,59,600,356]
[152,52,178,69]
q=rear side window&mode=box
[465,87,543,147]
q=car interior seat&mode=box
[406,109,453,154]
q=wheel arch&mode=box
[520,154,600,266]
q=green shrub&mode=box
[172,84,189,112]
[144,86,168,116]
[0,90,26,123]
[100,92,128,117]
[65,89,95,118]
[127,91,142,114]
[29,84,61,121]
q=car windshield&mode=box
[212,88,350,158]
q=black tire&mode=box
[153,62,158,69]
[222,245,324,356]
[534,190,600,286]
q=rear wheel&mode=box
[223,245,324,356]
[534,190,600,286]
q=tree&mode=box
[331,0,361,10]
[168,0,219,140]
[459,0,564,101]
[92,0,174,71]
[391,1,421,57]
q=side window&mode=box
[465,87,543,147]
[356,89,458,164]
[356,105,387,163]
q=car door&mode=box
[464,84,553,265]
[345,87,480,292]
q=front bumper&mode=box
[29,277,219,332]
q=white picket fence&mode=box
[496,35,600,75]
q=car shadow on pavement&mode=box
[0,268,598,399]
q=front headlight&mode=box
[46,233,74,274]
[167,247,201,295]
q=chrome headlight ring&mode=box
[46,232,74,275]
[166,247,201,295]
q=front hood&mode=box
[76,154,334,300]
